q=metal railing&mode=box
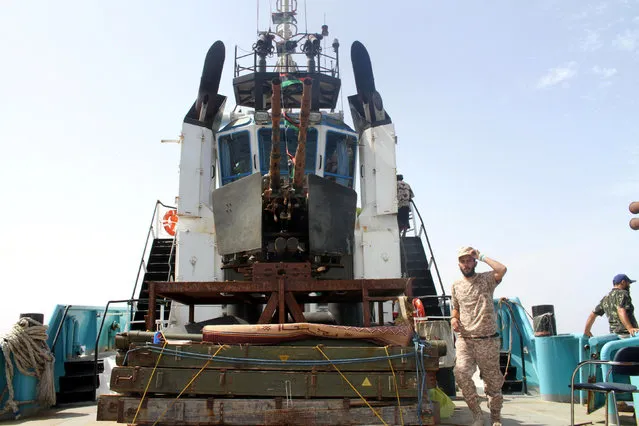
[50,305,72,354]
[408,200,446,298]
[129,200,177,307]
[93,298,172,394]
[234,45,340,78]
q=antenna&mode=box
[273,0,299,74]
[304,0,308,33]
[323,13,326,71]
[256,0,260,34]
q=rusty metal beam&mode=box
[278,279,285,324]
[147,278,410,297]
[144,270,412,326]
[146,279,157,331]
[258,293,278,324]
[293,79,312,190]
[269,78,282,192]
[362,287,370,327]
[284,292,306,323]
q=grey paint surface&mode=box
[307,174,357,256]
[211,173,263,255]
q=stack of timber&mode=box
[97,330,445,425]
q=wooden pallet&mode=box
[97,395,440,425]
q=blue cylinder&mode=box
[536,334,584,402]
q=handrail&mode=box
[409,200,445,297]
[94,298,145,396]
[167,238,177,282]
[234,49,339,78]
[499,300,528,395]
[50,305,72,354]
[130,200,176,302]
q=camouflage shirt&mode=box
[397,181,414,208]
[593,288,638,335]
[451,271,499,337]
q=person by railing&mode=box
[396,174,414,237]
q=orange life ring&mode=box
[162,210,178,236]
[412,298,426,318]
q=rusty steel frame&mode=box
[145,262,412,330]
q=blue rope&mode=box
[412,334,435,426]
[414,338,423,426]
[123,344,427,367]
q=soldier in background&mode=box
[451,246,508,426]
[583,274,638,338]
[396,175,414,236]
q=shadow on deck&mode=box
[444,394,636,426]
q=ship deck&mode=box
[4,395,635,425]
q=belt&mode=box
[462,332,500,340]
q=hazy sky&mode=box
[0,0,637,336]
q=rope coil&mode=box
[0,317,56,418]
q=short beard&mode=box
[461,266,476,278]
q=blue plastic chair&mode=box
[570,345,639,426]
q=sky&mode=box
[0,0,637,336]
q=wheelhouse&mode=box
[216,112,357,188]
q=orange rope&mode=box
[131,335,168,426]
[315,345,388,426]
[151,345,226,426]
[384,345,404,426]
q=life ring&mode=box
[162,210,178,236]
[412,298,426,318]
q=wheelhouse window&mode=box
[324,131,357,188]
[258,127,318,178]
[218,131,252,185]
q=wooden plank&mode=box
[97,395,440,425]
[110,366,435,399]
[123,343,440,371]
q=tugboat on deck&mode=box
[96,1,451,424]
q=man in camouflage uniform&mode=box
[584,274,638,338]
[396,175,414,236]
[451,246,508,426]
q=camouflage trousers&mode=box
[453,336,504,421]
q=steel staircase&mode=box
[130,238,175,330]
[399,201,448,317]
[398,201,457,396]
[56,358,104,404]
[499,351,524,393]
[128,201,178,331]
[400,236,441,316]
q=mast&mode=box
[274,0,298,74]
